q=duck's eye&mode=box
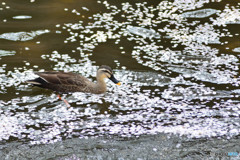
[105,72,111,77]
[102,71,111,77]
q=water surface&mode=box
[0,0,240,159]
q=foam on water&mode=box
[0,58,239,144]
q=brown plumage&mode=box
[26,65,121,94]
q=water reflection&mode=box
[0,0,240,150]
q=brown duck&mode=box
[26,65,121,94]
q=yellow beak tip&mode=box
[116,82,121,85]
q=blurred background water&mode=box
[0,0,240,159]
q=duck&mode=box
[26,65,121,94]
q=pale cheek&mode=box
[104,74,111,79]
[101,74,108,79]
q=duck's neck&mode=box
[92,78,106,94]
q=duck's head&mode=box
[97,65,121,85]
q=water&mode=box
[0,0,240,159]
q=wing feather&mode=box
[35,71,90,87]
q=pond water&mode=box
[0,0,240,159]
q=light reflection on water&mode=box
[0,1,240,158]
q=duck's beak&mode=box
[109,75,121,85]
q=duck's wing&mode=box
[34,71,89,86]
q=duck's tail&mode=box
[26,77,47,86]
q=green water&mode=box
[0,0,240,159]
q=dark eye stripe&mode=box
[104,70,112,74]
[100,69,112,75]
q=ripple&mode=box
[181,9,219,18]
[127,25,161,39]
[0,50,16,57]
[0,30,50,41]
[12,15,32,19]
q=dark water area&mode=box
[0,0,240,159]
